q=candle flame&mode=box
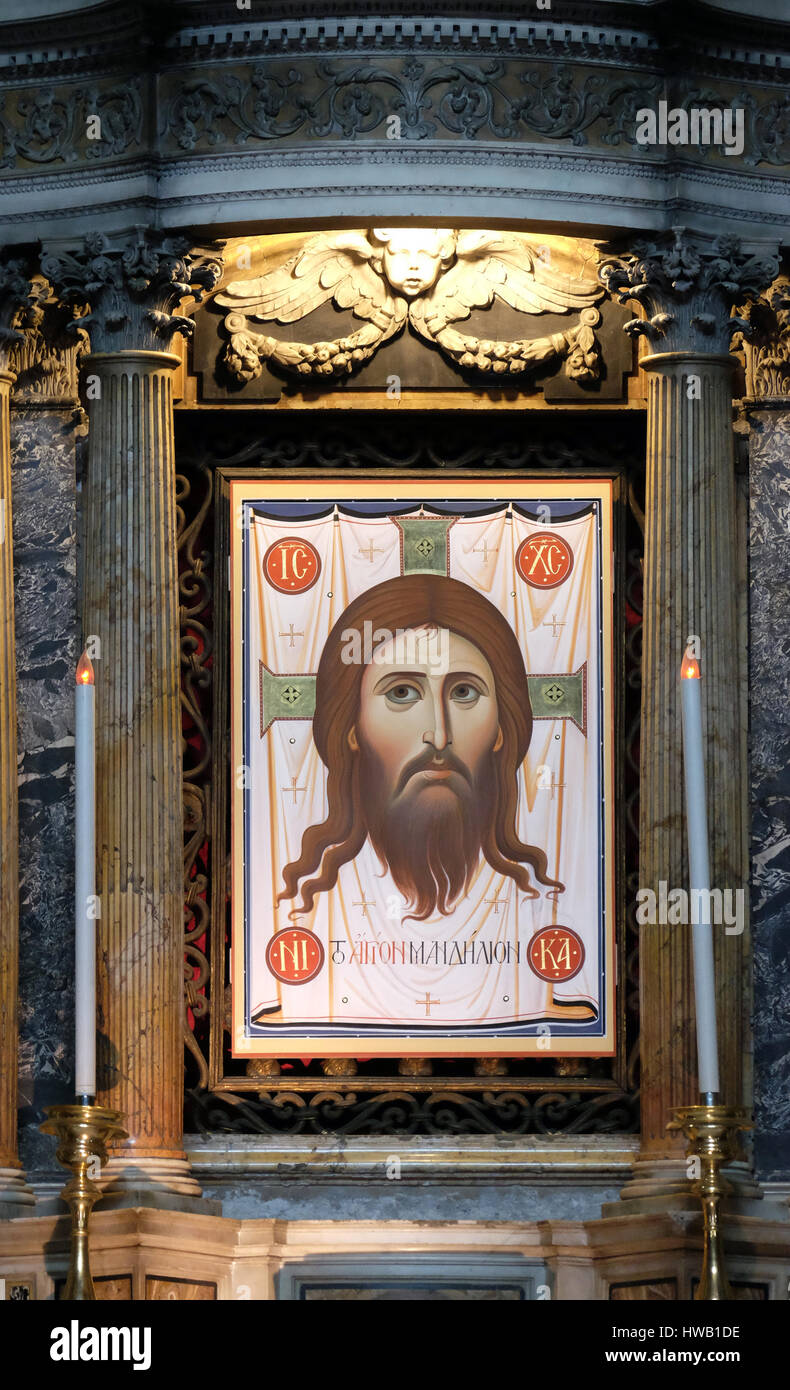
[681,654,700,681]
[76,651,95,686]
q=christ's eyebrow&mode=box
[371,669,491,697]
[445,671,490,696]
[372,671,427,695]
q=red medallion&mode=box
[263,537,321,594]
[527,926,585,982]
[516,533,574,590]
[266,928,325,985]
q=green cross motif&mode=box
[260,662,587,738]
[259,663,316,735]
[396,517,457,574]
[527,665,587,735]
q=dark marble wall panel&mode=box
[749,408,790,1181]
[11,405,80,1174]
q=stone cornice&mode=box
[0,9,787,245]
[1,4,790,79]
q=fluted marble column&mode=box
[43,232,220,1209]
[601,231,778,1202]
[0,260,35,1217]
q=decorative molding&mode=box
[41,231,223,355]
[158,59,663,155]
[0,79,144,171]
[599,228,780,357]
[0,60,787,178]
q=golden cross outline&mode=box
[279,623,304,647]
[359,538,385,563]
[416,992,441,1016]
[282,775,306,805]
[543,614,566,638]
[353,893,375,918]
[484,888,505,914]
[547,772,567,802]
[473,538,499,563]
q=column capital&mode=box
[7,273,88,406]
[599,228,779,358]
[0,256,34,373]
[737,271,790,405]
[40,228,223,355]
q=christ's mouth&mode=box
[394,750,471,798]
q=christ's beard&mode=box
[359,744,496,921]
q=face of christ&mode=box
[277,574,563,925]
[352,628,502,917]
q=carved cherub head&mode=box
[216,226,603,385]
[368,228,458,298]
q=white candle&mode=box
[680,651,720,1096]
[75,650,96,1100]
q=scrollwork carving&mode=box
[178,463,215,1093]
[186,1084,638,1137]
[157,58,665,155]
[0,79,143,169]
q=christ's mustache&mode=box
[393,746,472,798]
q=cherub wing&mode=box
[416,231,602,334]
[215,230,397,328]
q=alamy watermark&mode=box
[636,880,745,934]
[340,621,449,672]
[635,102,744,157]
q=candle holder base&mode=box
[667,1104,752,1301]
[40,1103,127,1301]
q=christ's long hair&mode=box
[277,574,563,919]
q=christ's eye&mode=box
[450,682,481,705]
[385,682,421,707]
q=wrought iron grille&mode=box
[177,411,644,1137]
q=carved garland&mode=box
[217,227,605,387]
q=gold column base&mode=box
[668,1104,752,1301]
[40,1103,127,1300]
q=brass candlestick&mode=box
[668,1104,751,1301]
[40,1103,127,1300]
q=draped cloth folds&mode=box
[239,496,609,1046]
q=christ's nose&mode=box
[422,693,450,751]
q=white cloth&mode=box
[241,502,605,1039]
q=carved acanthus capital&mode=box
[41,229,223,355]
[599,228,779,358]
[737,273,790,402]
[8,274,87,404]
[0,256,34,372]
